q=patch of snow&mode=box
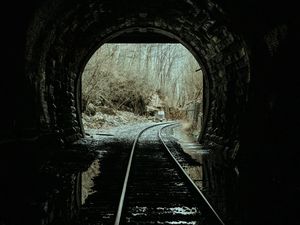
[81,159,100,204]
[157,221,197,224]
[156,206,198,215]
[82,109,151,130]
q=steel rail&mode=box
[114,122,176,225]
[158,123,226,225]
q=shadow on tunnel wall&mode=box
[0,1,300,225]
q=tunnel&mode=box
[1,0,299,225]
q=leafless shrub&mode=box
[82,43,203,120]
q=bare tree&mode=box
[82,43,203,116]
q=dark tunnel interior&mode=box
[1,0,300,225]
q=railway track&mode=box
[79,122,225,225]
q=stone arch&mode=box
[26,0,250,164]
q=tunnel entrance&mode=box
[80,42,204,139]
[25,0,250,147]
[23,0,251,224]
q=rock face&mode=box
[85,103,97,116]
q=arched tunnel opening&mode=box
[79,39,209,169]
[80,41,204,135]
[1,0,300,225]
[24,1,250,147]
